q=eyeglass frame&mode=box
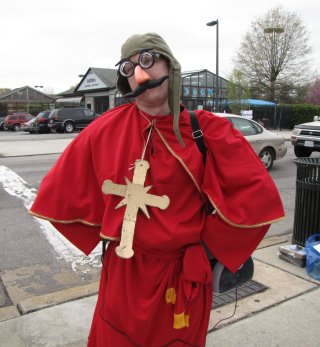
[116,49,161,78]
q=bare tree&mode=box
[235,6,312,103]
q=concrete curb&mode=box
[0,306,20,322]
[0,282,99,323]
[17,282,99,315]
[257,233,291,249]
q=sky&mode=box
[1,0,319,94]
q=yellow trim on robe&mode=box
[28,210,102,226]
[173,312,190,329]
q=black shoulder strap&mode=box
[188,111,215,214]
[188,111,207,163]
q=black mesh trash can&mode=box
[292,158,320,246]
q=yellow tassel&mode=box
[173,312,190,329]
[165,288,176,304]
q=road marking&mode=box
[0,165,101,272]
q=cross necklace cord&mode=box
[101,111,170,258]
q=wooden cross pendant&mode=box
[102,159,170,258]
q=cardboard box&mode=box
[278,244,306,267]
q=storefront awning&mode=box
[55,97,84,108]
[225,99,276,107]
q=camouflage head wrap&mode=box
[116,33,184,147]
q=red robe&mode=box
[30,103,284,346]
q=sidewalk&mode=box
[0,130,292,157]
[4,129,320,347]
[0,137,74,157]
[0,234,319,346]
[206,236,320,346]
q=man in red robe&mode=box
[30,33,284,346]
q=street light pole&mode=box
[206,19,219,112]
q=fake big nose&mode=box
[134,65,151,85]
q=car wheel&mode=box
[13,124,20,131]
[64,122,75,133]
[294,145,312,158]
[259,147,274,171]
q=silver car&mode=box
[291,116,320,157]
[215,113,287,170]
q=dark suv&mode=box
[33,110,53,133]
[48,108,98,133]
[3,113,33,131]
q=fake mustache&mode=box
[124,75,169,98]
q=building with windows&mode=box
[0,86,55,117]
[74,68,118,114]
[54,68,118,113]
[0,69,229,117]
[181,69,228,112]
[57,68,229,114]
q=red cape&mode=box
[29,103,284,345]
[30,104,284,271]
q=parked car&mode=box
[3,112,33,131]
[22,110,53,134]
[48,108,98,133]
[291,116,320,157]
[0,117,5,131]
[21,117,38,133]
[215,113,287,170]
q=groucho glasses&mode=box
[117,50,161,78]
